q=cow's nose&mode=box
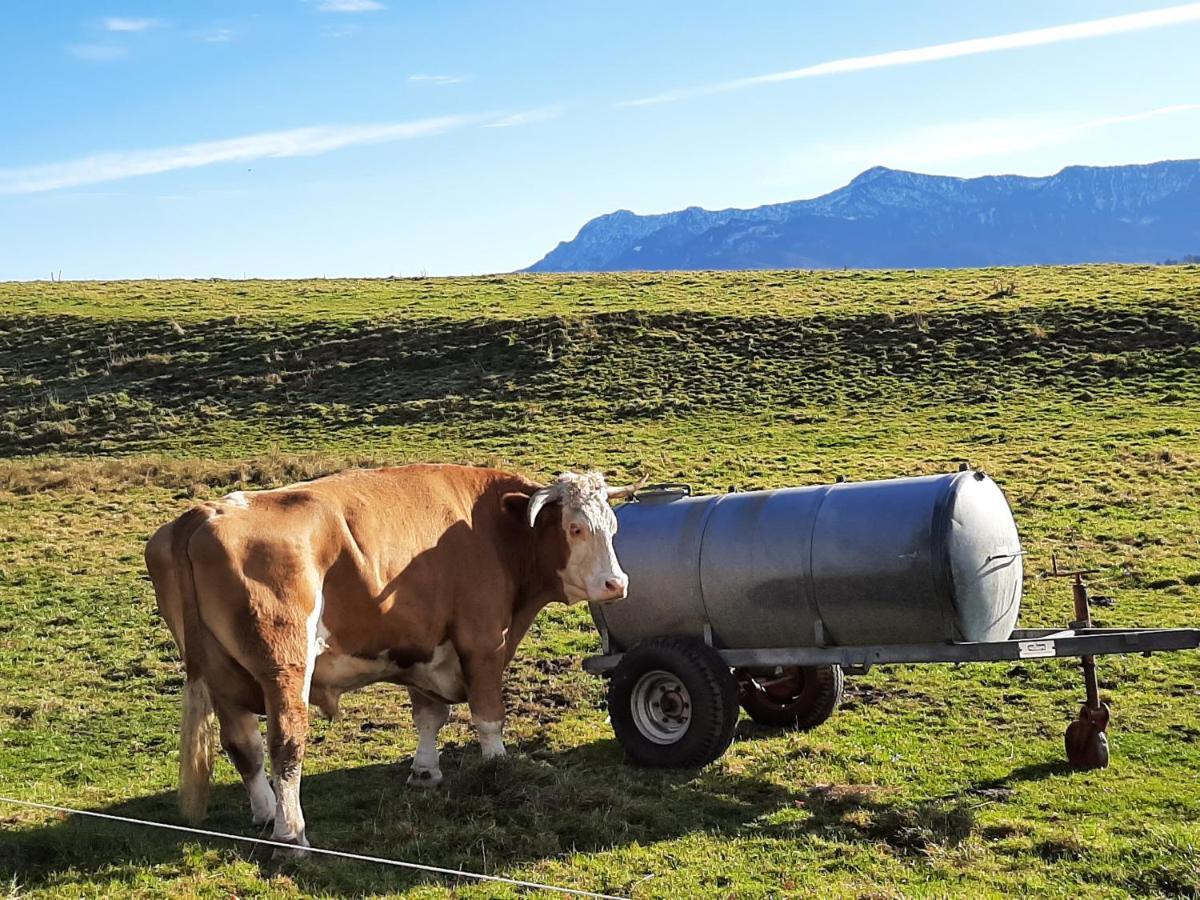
[599,575,628,601]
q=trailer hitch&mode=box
[1047,555,1110,770]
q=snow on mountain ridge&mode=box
[526,160,1200,271]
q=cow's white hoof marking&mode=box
[249,774,277,825]
[407,766,444,788]
[475,719,506,760]
[252,808,276,826]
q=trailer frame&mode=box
[582,625,1200,673]
[583,565,1200,771]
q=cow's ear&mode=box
[501,492,531,524]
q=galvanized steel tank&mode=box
[594,471,1023,652]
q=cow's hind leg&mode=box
[263,672,311,855]
[407,689,449,788]
[186,524,320,855]
[214,699,275,825]
[253,589,320,855]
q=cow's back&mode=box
[201,465,534,657]
[293,465,537,658]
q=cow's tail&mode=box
[172,507,220,825]
[179,676,218,824]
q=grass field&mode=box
[1,265,1199,898]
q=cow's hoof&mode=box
[270,835,310,861]
[250,790,277,826]
[248,774,277,826]
[407,767,444,788]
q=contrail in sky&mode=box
[6,4,1198,194]
[620,3,1200,106]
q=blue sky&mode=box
[1,1,1198,280]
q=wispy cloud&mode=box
[199,27,234,43]
[316,0,384,12]
[484,105,566,128]
[66,43,127,61]
[409,74,469,86]
[102,17,158,32]
[320,24,360,38]
[621,3,1200,106]
[0,117,471,194]
[805,104,1200,174]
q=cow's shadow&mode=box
[1,736,800,895]
[0,738,1073,896]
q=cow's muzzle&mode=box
[592,574,628,603]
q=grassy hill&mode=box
[2,266,1199,897]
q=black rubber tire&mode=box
[736,665,843,730]
[608,637,740,768]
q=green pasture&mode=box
[1,266,1198,897]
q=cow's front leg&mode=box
[406,688,448,788]
[464,653,507,760]
[477,717,506,760]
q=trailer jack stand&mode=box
[1065,701,1110,770]
[1049,556,1112,771]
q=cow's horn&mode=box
[607,474,649,500]
[526,487,554,528]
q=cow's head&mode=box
[508,471,641,605]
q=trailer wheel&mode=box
[608,637,739,768]
[736,665,843,730]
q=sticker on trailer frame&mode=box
[1019,639,1056,658]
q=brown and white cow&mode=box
[145,464,636,852]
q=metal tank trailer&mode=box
[584,468,1200,770]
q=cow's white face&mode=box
[527,471,630,605]
[559,497,627,605]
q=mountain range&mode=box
[525,159,1200,272]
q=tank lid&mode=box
[633,483,692,504]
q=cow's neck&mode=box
[502,595,547,664]
[511,578,562,644]
[503,530,569,662]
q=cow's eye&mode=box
[569,523,583,538]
